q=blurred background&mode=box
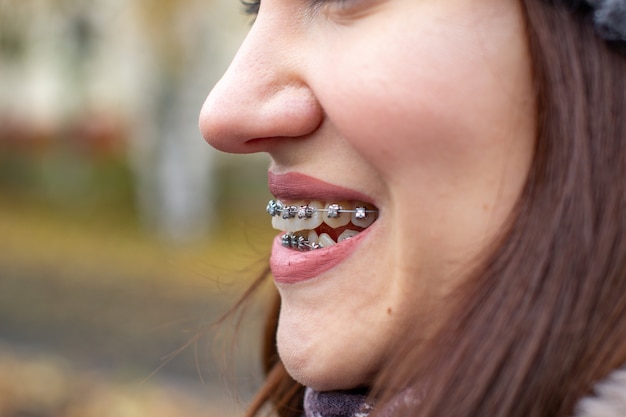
[0,0,276,415]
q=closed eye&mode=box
[242,0,260,16]
[241,0,363,19]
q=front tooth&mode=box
[337,229,359,242]
[272,214,290,232]
[323,202,351,228]
[272,201,324,232]
[318,233,336,248]
[272,205,300,231]
[282,200,308,232]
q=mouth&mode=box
[267,171,380,284]
[267,199,379,251]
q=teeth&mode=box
[351,210,375,228]
[337,229,359,242]
[281,233,321,251]
[268,200,377,223]
[272,201,324,232]
[318,233,336,248]
[280,229,358,251]
[272,214,287,232]
[269,199,378,251]
[323,202,351,228]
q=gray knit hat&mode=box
[565,0,626,42]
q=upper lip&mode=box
[268,171,375,204]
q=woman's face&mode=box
[200,0,535,391]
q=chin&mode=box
[277,324,377,391]
[281,356,373,392]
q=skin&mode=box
[200,0,535,391]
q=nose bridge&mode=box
[224,19,282,93]
[200,14,322,154]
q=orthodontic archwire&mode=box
[281,232,323,251]
[266,199,377,220]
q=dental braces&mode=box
[266,199,377,220]
[281,232,322,251]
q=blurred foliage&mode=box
[0,0,269,413]
[0,150,135,221]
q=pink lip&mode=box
[268,171,376,284]
[270,228,372,284]
[268,172,374,203]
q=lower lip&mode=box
[270,228,372,284]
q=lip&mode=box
[268,171,377,284]
[268,172,375,203]
[270,227,373,284]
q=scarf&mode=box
[303,388,373,417]
[303,387,420,417]
[303,366,626,417]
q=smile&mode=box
[267,199,378,251]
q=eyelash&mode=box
[241,0,260,16]
[241,0,354,17]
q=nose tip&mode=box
[199,79,323,154]
[198,7,324,154]
[198,80,246,154]
[198,0,332,157]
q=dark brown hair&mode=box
[238,0,626,416]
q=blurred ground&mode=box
[0,158,276,416]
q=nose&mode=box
[199,13,323,154]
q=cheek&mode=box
[315,35,531,186]
[314,30,484,174]
[313,27,534,271]
[319,65,479,183]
